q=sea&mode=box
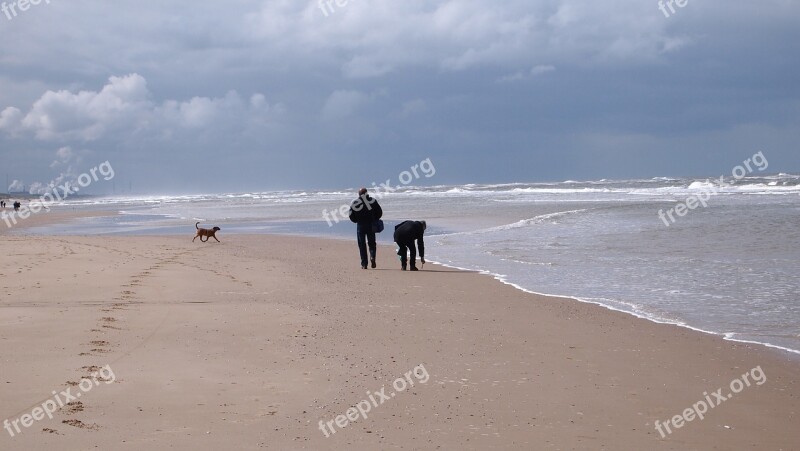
[12,173,800,355]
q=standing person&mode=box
[394,220,426,271]
[349,188,383,269]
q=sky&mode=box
[0,0,798,194]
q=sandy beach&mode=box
[0,219,797,450]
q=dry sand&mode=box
[0,228,797,450]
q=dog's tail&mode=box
[196,222,200,229]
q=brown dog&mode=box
[193,222,221,242]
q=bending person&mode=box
[394,220,426,271]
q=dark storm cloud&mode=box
[0,0,798,193]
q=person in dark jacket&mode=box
[349,188,383,269]
[393,220,426,271]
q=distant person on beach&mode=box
[13,201,20,211]
[349,188,383,269]
[394,220,426,271]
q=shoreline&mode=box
[7,207,800,358]
[429,259,800,358]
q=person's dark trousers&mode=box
[396,240,416,270]
[357,223,376,268]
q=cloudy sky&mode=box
[0,0,798,194]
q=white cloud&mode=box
[1,74,282,143]
[498,64,556,82]
[50,146,77,168]
[401,99,427,117]
[498,71,526,83]
[322,90,370,121]
[531,65,556,75]
[8,180,24,192]
[342,56,396,79]
[0,107,23,133]
[250,93,266,109]
[240,0,680,79]
[15,74,151,141]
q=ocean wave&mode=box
[433,209,591,238]
[42,173,800,208]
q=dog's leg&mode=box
[193,234,198,242]
[213,235,220,242]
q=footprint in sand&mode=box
[63,401,84,414]
[89,341,110,347]
[99,316,121,329]
[62,419,98,430]
[79,366,114,383]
